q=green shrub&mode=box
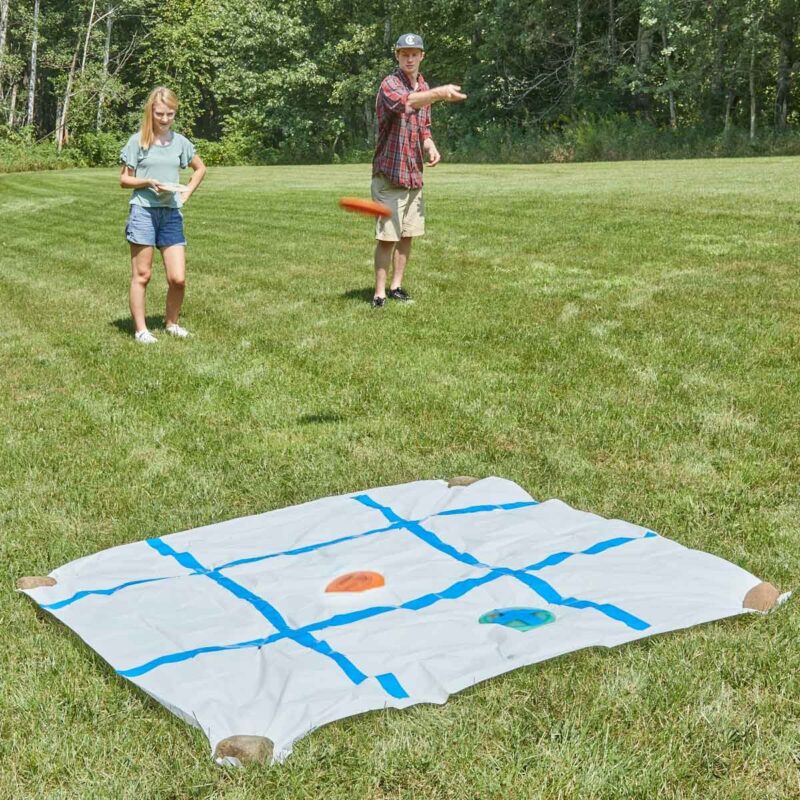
[66,132,123,167]
[442,117,800,164]
[2,118,800,173]
[0,130,81,173]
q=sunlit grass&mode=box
[1,160,797,799]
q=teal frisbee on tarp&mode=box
[479,607,556,631]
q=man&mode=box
[371,33,466,307]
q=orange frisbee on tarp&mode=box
[325,571,385,593]
[338,197,391,218]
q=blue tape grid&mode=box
[43,493,655,693]
[41,501,537,611]
[146,537,407,698]
[117,528,654,679]
[351,495,652,631]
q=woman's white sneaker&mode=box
[165,323,190,338]
[135,329,158,344]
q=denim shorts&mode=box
[125,204,186,247]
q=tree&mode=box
[25,0,38,127]
[0,0,10,78]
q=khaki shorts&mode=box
[372,174,425,241]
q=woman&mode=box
[119,86,206,343]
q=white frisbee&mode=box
[158,183,191,193]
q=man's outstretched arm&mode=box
[407,84,467,109]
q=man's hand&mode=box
[435,84,467,102]
[424,140,441,167]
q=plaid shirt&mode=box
[373,69,432,189]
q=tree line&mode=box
[0,0,797,165]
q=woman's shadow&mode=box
[110,315,163,336]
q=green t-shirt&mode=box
[120,132,196,208]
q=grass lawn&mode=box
[0,160,798,799]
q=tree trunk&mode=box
[573,0,582,95]
[774,16,793,129]
[711,0,725,126]
[25,0,40,128]
[660,23,677,128]
[607,0,616,65]
[749,44,756,141]
[97,5,113,130]
[81,0,97,75]
[724,89,735,132]
[634,22,654,115]
[8,79,16,125]
[363,100,374,146]
[0,0,10,78]
[57,34,82,152]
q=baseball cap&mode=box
[395,33,425,50]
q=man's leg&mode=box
[374,240,395,299]
[390,236,413,291]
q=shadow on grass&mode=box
[341,287,374,303]
[298,412,345,425]
[110,315,163,337]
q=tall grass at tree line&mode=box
[3,118,800,172]
[0,161,797,800]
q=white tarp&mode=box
[21,478,767,763]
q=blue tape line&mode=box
[523,531,657,572]
[217,501,535,572]
[509,571,650,630]
[376,673,410,699]
[434,500,539,517]
[352,495,484,567]
[117,570,500,678]
[141,538,405,693]
[118,528,657,678]
[39,577,170,610]
[304,571,500,635]
[118,636,275,677]
[350,494,405,523]
[353,494,651,631]
[403,519,483,567]
[43,497,539,612]
[147,538,205,572]
[216,521,405,572]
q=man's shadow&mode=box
[110,315,163,336]
[341,288,374,303]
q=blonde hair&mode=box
[139,86,178,149]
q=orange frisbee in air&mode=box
[338,197,392,218]
[325,571,385,593]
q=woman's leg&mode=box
[129,244,154,332]
[161,245,186,327]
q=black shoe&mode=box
[387,287,411,302]
[371,296,386,308]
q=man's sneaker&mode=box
[387,287,412,302]
[134,329,158,344]
[371,296,386,308]
[165,323,190,338]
